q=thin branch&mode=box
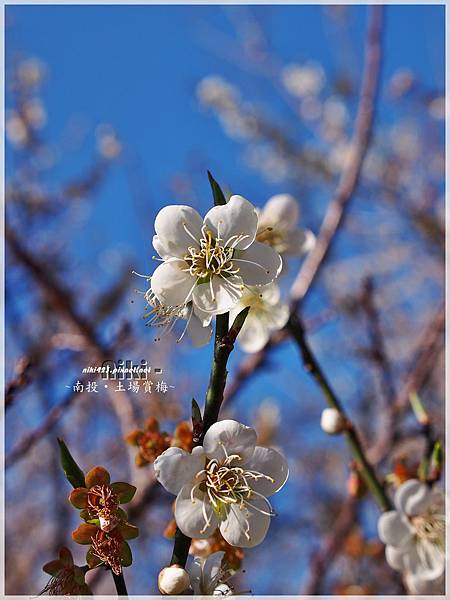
[287,312,391,512]
[289,5,383,308]
[225,4,384,403]
[393,304,445,414]
[359,276,397,463]
[302,497,358,595]
[6,224,138,442]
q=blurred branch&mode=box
[6,224,138,461]
[302,497,357,594]
[359,276,397,463]
[6,382,86,468]
[290,5,383,308]
[226,5,384,403]
[288,312,391,512]
[5,356,35,408]
[393,304,445,415]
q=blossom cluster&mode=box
[126,417,193,467]
[69,466,139,576]
[144,190,314,352]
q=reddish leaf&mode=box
[72,523,98,545]
[85,466,110,488]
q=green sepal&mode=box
[58,438,86,489]
[120,541,133,567]
[207,170,227,206]
[111,482,136,504]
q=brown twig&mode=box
[5,356,35,409]
[359,276,397,463]
[6,224,138,463]
[225,5,384,405]
[302,497,358,595]
[393,304,445,414]
[289,6,383,309]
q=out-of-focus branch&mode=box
[5,383,85,468]
[6,223,138,454]
[225,5,384,403]
[393,304,444,414]
[302,497,358,595]
[288,312,391,512]
[359,276,397,463]
[289,6,383,307]
[5,356,35,408]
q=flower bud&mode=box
[320,408,346,434]
[158,565,190,595]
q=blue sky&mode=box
[5,4,445,594]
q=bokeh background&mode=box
[5,4,445,595]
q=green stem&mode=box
[112,572,128,597]
[169,308,249,567]
[287,312,391,512]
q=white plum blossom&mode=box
[149,196,282,319]
[229,282,289,353]
[188,551,235,596]
[256,194,315,259]
[377,479,445,583]
[154,420,289,548]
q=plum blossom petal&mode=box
[261,193,299,229]
[228,282,289,353]
[203,420,257,462]
[150,261,195,307]
[154,205,203,258]
[405,571,445,594]
[175,483,219,539]
[192,275,244,314]
[204,195,258,250]
[234,317,270,353]
[377,511,413,546]
[187,310,212,347]
[244,446,289,497]
[405,541,445,580]
[220,496,271,548]
[285,228,316,256]
[386,545,408,571]
[154,446,205,496]
[234,241,282,286]
[394,479,434,516]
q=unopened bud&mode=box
[320,408,346,434]
[158,565,190,595]
[347,470,366,499]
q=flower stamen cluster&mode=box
[182,225,243,279]
[87,485,120,533]
[90,530,123,576]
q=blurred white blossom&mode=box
[281,62,325,98]
[378,479,444,583]
[229,282,289,353]
[96,124,122,159]
[257,193,315,257]
[6,111,29,147]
